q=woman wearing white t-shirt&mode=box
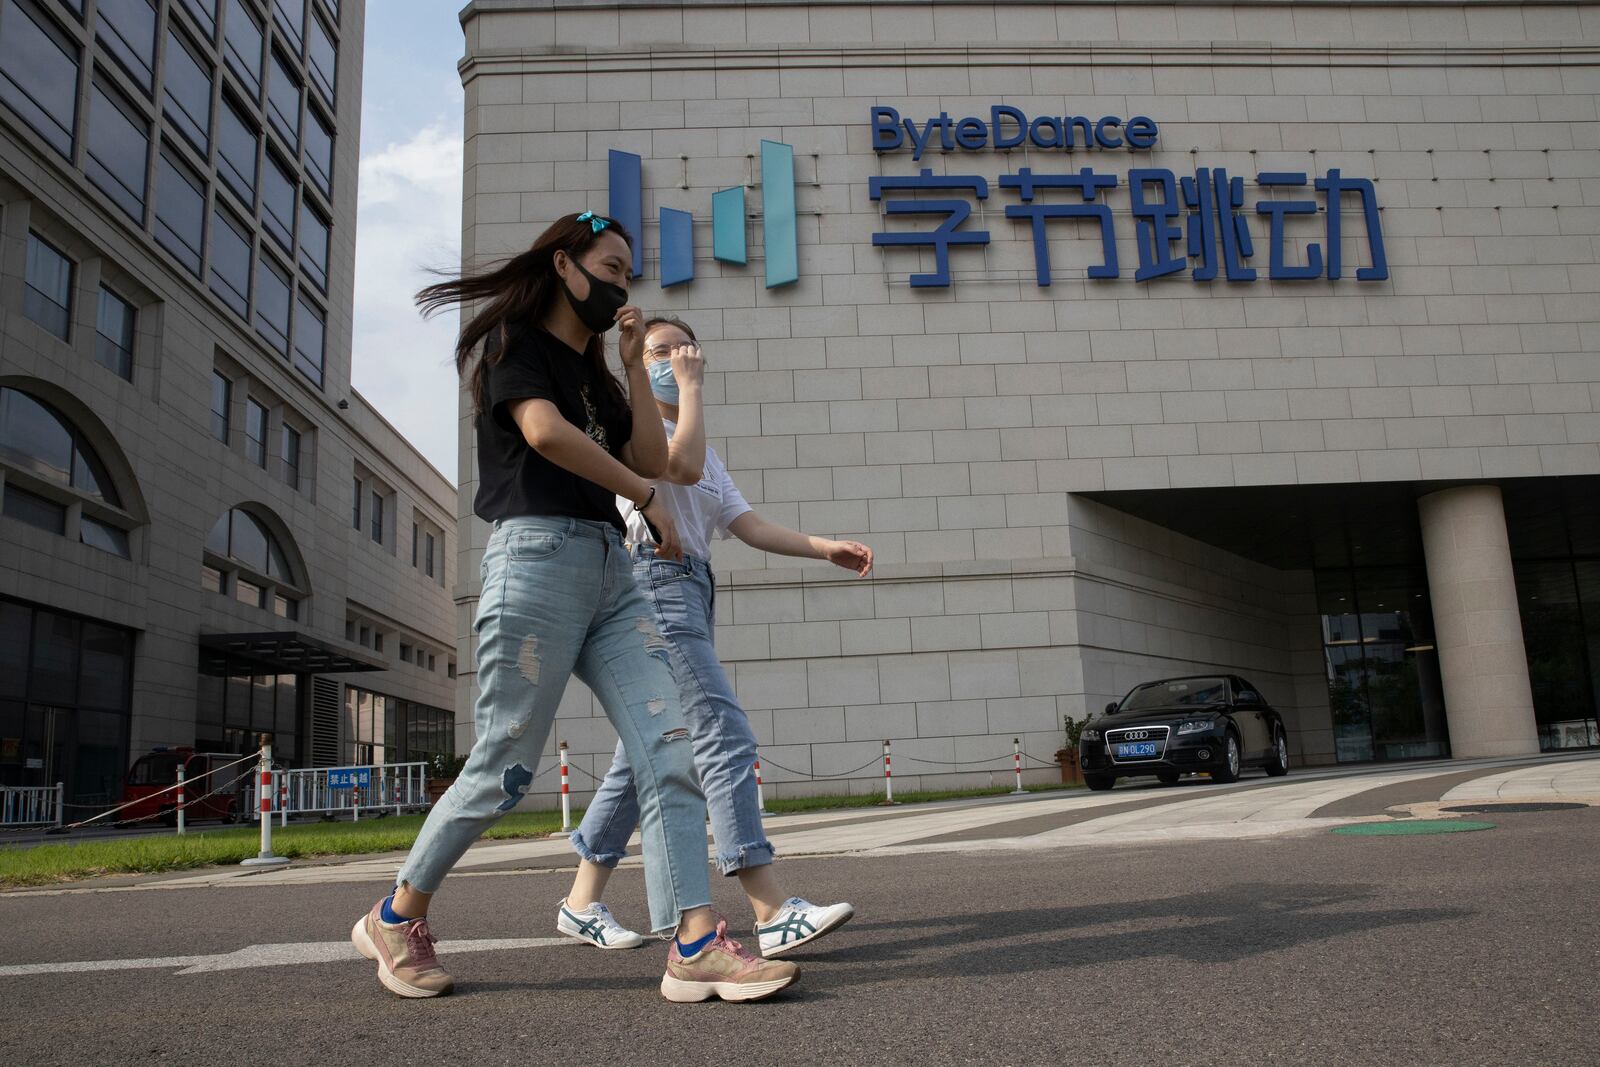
[557,316,874,959]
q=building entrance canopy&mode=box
[198,632,384,676]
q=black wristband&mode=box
[636,485,657,512]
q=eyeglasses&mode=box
[645,342,699,358]
[576,211,610,234]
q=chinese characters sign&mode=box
[870,107,1388,288]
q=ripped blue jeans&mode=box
[571,547,775,877]
[396,517,711,933]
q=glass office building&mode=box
[1,0,457,809]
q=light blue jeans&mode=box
[397,517,712,933]
[571,547,775,876]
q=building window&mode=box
[427,654,436,672]
[399,641,411,663]
[281,425,301,489]
[410,521,418,566]
[304,106,333,196]
[266,47,300,147]
[177,0,216,40]
[217,96,257,203]
[272,593,297,620]
[204,507,298,612]
[154,147,206,277]
[235,575,266,608]
[358,624,369,646]
[210,371,231,442]
[95,286,136,381]
[373,631,383,653]
[272,0,303,54]
[344,618,354,641]
[209,206,252,318]
[261,151,295,251]
[223,1,262,98]
[255,253,291,355]
[370,490,383,544]
[307,13,335,104]
[244,398,267,467]
[201,563,224,592]
[24,232,73,341]
[80,515,130,558]
[293,294,324,388]
[0,0,80,158]
[85,78,149,222]
[162,26,212,152]
[96,0,157,92]
[351,474,360,529]
[3,483,66,534]
[447,660,456,679]
[425,532,435,578]
[0,388,130,556]
[298,206,328,292]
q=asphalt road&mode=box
[4,807,1597,1066]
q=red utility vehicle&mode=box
[118,748,246,827]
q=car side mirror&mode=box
[1104,701,1119,715]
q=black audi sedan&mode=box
[1077,675,1290,791]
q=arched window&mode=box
[0,386,133,558]
[202,507,304,619]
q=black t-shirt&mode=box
[472,326,633,528]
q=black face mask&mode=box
[559,258,629,335]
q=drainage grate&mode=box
[1440,803,1588,814]
[1332,819,1495,836]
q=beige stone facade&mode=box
[453,0,1600,805]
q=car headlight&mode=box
[1177,720,1215,735]
[1081,728,1101,742]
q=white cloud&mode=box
[350,122,464,483]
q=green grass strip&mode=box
[1,782,1077,889]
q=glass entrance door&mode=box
[21,704,73,791]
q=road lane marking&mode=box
[0,937,577,978]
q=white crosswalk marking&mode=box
[0,937,576,978]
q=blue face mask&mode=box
[647,358,679,405]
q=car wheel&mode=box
[1211,732,1242,784]
[1157,771,1181,785]
[1265,729,1290,777]
[1084,773,1116,792]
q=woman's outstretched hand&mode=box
[822,539,873,577]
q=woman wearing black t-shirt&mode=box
[349,213,797,1003]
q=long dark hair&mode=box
[416,213,633,417]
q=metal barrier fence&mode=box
[0,783,63,828]
[244,763,431,823]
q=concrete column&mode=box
[1417,485,1540,758]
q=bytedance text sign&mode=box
[868,105,1388,288]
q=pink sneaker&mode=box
[351,899,454,998]
[659,920,799,1003]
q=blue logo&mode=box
[608,143,798,290]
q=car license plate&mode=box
[1115,741,1158,758]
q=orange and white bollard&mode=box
[754,758,768,816]
[279,771,289,827]
[1011,737,1026,795]
[882,739,896,805]
[559,742,571,833]
[175,763,186,836]
[241,742,287,867]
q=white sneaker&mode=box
[556,899,645,949]
[753,897,854,958]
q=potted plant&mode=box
[427,752,469,803]
[1055,713,1090,786]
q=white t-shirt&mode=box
[618,420,752,561]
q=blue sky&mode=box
[350,2,468,481]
